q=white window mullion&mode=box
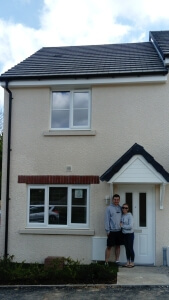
[45,186,49,226]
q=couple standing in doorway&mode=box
[105,194,135,268]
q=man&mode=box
[105,194,123,264]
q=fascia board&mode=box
[0,75,167,88]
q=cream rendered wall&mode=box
[1,81,169,264]
[156,185,169,265]
[0,91,9,258]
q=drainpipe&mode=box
[4,81,13,257]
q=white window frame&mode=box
[51,90,91,130]
[27,185,90,229]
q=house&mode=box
[1,30,169,265]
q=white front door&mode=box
[118,184,155,265]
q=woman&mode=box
[120,203,135,268]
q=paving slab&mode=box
[117,266,169,285]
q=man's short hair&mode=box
[113,194,120,199]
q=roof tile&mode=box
[0,39,167,80]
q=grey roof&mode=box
[150,31,169,59]
[100,143,169,182]
[0,35,168,81]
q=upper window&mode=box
[51,90,91,129]
[28,185,89,228]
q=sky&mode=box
[1,0,169,109]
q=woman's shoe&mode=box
[122,263,130,267]
[127,264,134,268]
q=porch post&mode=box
[110,183,113,199]
[160,183,165,209]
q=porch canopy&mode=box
[100,143,169,208]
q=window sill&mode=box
[19,229,95,236]
[43,130,96,136]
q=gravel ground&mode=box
[0,285,169,300]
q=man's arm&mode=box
[104,207,110,234]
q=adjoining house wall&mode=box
[1,81,169,264]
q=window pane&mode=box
[71,189,87,224]
[72,189,87,206]
[139,193,146,227]
[49,187,68,225]
[29,206,45,223]
[51,110,69,128]
[73,109,88,126]
[29,189,45,223]
[71,207,86,223]
[125,193,133,214]
[49,187,67,205]
[73,92,89,108]
[30,189,45,205]
[52,92,70,128]
[52,92,70,109]
[73,92,89,127]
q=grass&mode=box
[0,255,118,285]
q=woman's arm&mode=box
[121,214,133,230]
